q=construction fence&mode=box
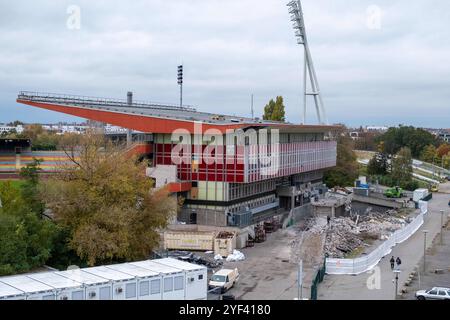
[325,201,427,275]
[310,259,326,300]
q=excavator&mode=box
[384,186,403,198]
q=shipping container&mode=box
[164,231,215,251]
[83,266,137,300]
[0,282,26,300]
[154,258,207,300]
[56,270,112,300]
[27,272,84,300]
[0,275,56,300]
[131,260,185,300]
[105,263,162,300]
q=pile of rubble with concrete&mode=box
[291,208,414,259]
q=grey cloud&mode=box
[0,0,449,127]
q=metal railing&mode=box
[17,91,196,112]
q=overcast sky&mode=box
[0,0,449,127]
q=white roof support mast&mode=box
[287,0,328,125]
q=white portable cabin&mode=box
[154,258,207,300]
[131,260,185,300]
[105,263,162,300]
[0,282,26,300]
[56,269,112,300]
[27,272,84,300]
[0,275,56,300]
[83,266,137,300]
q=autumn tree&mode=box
[323,129,358,188]
[40,133,176,266]
[436,144,450,159]
[421,144,437,163]
[263,96,286,122]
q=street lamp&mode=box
[423,230,429,273]
[393,269,401,300]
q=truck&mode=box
[384,186,403,198]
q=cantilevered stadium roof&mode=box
[17,91,340,134]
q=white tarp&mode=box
[226,250,245,262]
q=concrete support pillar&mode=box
[126,91,133,146]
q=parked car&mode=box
[208,268,240,293]
[415,287,450,300]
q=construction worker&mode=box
[390,256,395,270]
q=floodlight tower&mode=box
[287,0,328,125]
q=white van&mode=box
[209,268,239,293]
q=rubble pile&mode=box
[298,209,412,259]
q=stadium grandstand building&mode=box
[17,91,338,228]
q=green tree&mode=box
[263,96,286,122]
[20,158,46,216]
[391,147,413,187]
[0,181,56,275]
[376,126,437,158]
[367,142,389,175]
[324,130,358,188]
[40,133,176,266]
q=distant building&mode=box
[438,130,450,143]
[365,126,388,132]
[0,124,24,135]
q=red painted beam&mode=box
[17,100,246,134]
[167,182,192,193]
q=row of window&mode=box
[40,276,186,300]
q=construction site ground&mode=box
[318,186,450,300]
[205,200,423,300]
[208,224,323,300]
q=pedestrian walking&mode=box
[390,256,395,270]
[396,257,402,267]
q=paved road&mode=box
[318,185,450,300]
[207,227,319,300]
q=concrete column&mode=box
[126,91,133,146]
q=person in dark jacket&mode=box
[390,256,395,269]
[396,257,402,267]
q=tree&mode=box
[40,133,176,266]
[20,158,46,216]
[7,120,24,126]
[0,181,56,276]
[263,96,286,122]
[391,147,413,187]
[421,144,437,163]
[436,144,450,158]
[376,126,437,158]
[324,130,358,188]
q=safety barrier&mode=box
[325,203,427,275]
